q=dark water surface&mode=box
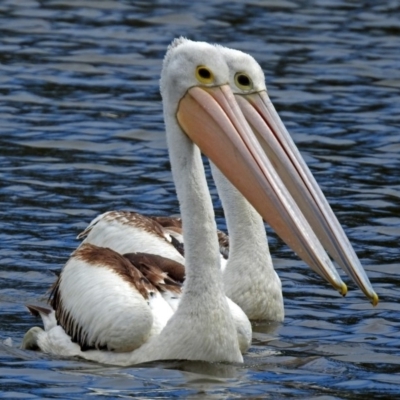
[1,0,400,398]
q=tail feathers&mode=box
[27,304,52,317]
[26,304,56,331]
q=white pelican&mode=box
[203,45,379,320]
[21,38,370,365]
[218,45,378,306]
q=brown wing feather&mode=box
[123,252,184,292]
[150,215,182,229]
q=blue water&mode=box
[1,0,399,398]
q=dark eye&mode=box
[237,74,250,86]
[198,68,211,79]
[196,66,214,84]
[234,72,253,90]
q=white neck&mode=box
[211,163,284,321]
[169,131,221,293]
[130,112,243,363]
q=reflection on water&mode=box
[1,0,400,398]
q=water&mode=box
[1,0,399,398]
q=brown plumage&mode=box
[123,252,183,292]
[150,215,182,229]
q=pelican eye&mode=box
[234,72,253,91]
[196,66,214,84]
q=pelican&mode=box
[218,45,378,306]
[22,38,372,365]
[208,45,379,319]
